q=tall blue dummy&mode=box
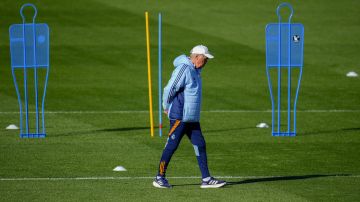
[9,3,50,138]
[265,3,304,136]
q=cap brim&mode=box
[204,53,214,59]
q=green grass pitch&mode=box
[0,0,359,201]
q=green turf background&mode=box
[0,0,359,201]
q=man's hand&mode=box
[164,110,168,115]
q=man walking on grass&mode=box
[153,45,226,189]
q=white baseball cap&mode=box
[190,45,214,59]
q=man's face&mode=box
[194,54,208,69]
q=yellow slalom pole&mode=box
[145,12,154,137]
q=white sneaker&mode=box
[200,177,226,188]
[152,176,172,188]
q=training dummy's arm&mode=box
[162,65,187,111]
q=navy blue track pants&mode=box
[157,120,210,178]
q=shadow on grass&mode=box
[299,127,360,136]
[53,125,258,137]
[172,174,351,187]
[204,127,255,134]
[226,174,351,186]
[53,126,159,137]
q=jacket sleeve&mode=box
[162,65,188,111]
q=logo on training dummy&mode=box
[293,35,300,43]
[171,134,176,140]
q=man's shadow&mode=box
[172,174,350,187]
[226,174,350,186]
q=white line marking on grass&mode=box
[0,110,360,114]
[1,175,358,181]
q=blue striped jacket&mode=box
[162,54,202,122]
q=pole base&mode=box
[272,132,296,137]
[20,133,46,138]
